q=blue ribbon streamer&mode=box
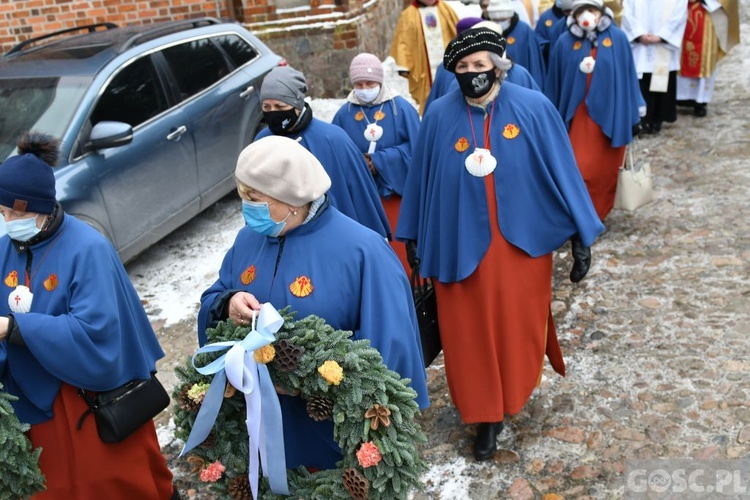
[180,303,289,497]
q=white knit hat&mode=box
[571,0,603,14]
[235,136,331,206]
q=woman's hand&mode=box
[228,292,261,326]
[0,316,8,341]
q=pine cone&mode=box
[273,339,304,373]
[343,467,369,500]
[306,395,334,421]
[201,430,217,449]
[177,385,200,413]
[228,474,252,500]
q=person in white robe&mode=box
[622,0,688,134]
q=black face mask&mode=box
[455,70,498,99]
[264,108,299,135]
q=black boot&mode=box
[473,422,504,461]
[694,103,707,117]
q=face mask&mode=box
[455,70,498,99]
[242,200,291,237]
[354,86,381,103]
[577,10,599,32]
[4,216,41,242]
[497,19,512,32]
[263,109,299,136]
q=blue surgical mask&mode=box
[4,216,41,242]
[242,200,290,237]
[354,86,381,104]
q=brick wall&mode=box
[0,1,231,53]
[0,0,402,98]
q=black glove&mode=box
[569,234,591,283]
[632,122,643,138]
[405,240,419,272]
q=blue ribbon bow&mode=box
[180,303,289,498]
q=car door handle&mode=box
[166,125,187,141]
[239,85,255,99]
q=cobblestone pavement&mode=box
[159,6,750,498]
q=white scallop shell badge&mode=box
[8,285,33,313]
[364,123,383,142]
[579,56,596,74]
[464,148,497,177]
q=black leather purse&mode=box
[411,263,442,368]
[77,372,170,443]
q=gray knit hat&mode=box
[235,136,331,206]
[260,66,308,110]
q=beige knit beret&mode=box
[235,136,331,206]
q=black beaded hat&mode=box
[443,27,507,73]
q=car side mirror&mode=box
[83,121,133,153]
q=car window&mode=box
[161,38,232,102]
[212,34,259,69]
[0,76,90,160]
[90,56,169,128]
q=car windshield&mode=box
[0,75,91,160]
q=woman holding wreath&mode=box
[197,135,429,470]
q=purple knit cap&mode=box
[456,16,484,34]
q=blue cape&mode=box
[0,215,164,424]
[256,119,391,239]
[397,82,604,283]
[547,15,570,55]
[535,7,565,49]
[424,62,540,115]
[544,25,643,148]
[504,19,547,89]
[198,202,429,469]
[331,95,421,197]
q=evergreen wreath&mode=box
[0,383,46,499]
[173,308,427,499]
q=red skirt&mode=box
[381,195,410,275]
[27,383,174,499]
[569,101,626,221]
[432,174,565,423]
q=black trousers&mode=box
[639,71,678,125]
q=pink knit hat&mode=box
[349,53,384,85]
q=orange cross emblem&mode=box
[374,111,385,120]
[545,19,553,27]
[602,37,613,48]
[573,41,582,50]
[507,36,516,45]
[502,123,520,139]
[454,137,470,152]
[240,265,256,285]
[289,276,313,297]
[355,111,365,121]
[4,270,18,288]
[43,274,58,291]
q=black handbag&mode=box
[411,263,442,368]
[77,372,170,443]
